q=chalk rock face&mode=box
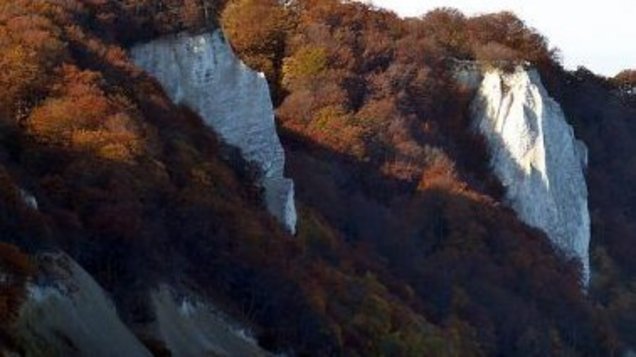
[19,189,38,210]
[462,66,591,284]
[15,253,151,357]
[143,285,269,357]
[131,31,297,234]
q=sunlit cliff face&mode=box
[459,64,591,285]
[131,31,297,234]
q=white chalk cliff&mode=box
[19,189,38,210]
[15,253,152,357]
[460,65,591,284]
[142,285,269,357]
[12,253,268,356]
[131,31,297,234]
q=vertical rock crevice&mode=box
[130,31,297,234]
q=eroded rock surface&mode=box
[458,65,591,284]
[142,285,269,357]
[15,253,151,357]
[131,31,297,234]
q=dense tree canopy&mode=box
[0,0,633,355]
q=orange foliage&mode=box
[0,11,66,121]
[0,0,627,355]
[417,153,462,192]
[304,106,368,159]
[27,65,142,161]
[221,0,290,81]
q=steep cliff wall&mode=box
[141,285,269,357]
[14,253,152,357]
[459,65,591,284]
[12,254,269,356]
[130,31,297,234]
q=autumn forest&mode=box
[0,0,635,356]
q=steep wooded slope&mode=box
[0,0,632,355]
[0,1,453,354]
[547,67,636,348]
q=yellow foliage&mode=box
[221,0,290,79]
[306,106,368,159]
[282,46,328,89]
[98,143,134,162]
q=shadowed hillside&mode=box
[0,0,632,355]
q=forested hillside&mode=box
[0,0,634,355]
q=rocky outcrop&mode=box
[14,253,152,357]
[12,254,268,356]
[458,64,591,285]
[130,31,297,234]
[19,189,38,210]
[139,285,269,357]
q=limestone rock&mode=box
[15,253,151,357]
[131,31,297,234]
[459,65,591,285]
[19,189,38,210]
[143,285,269,357]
